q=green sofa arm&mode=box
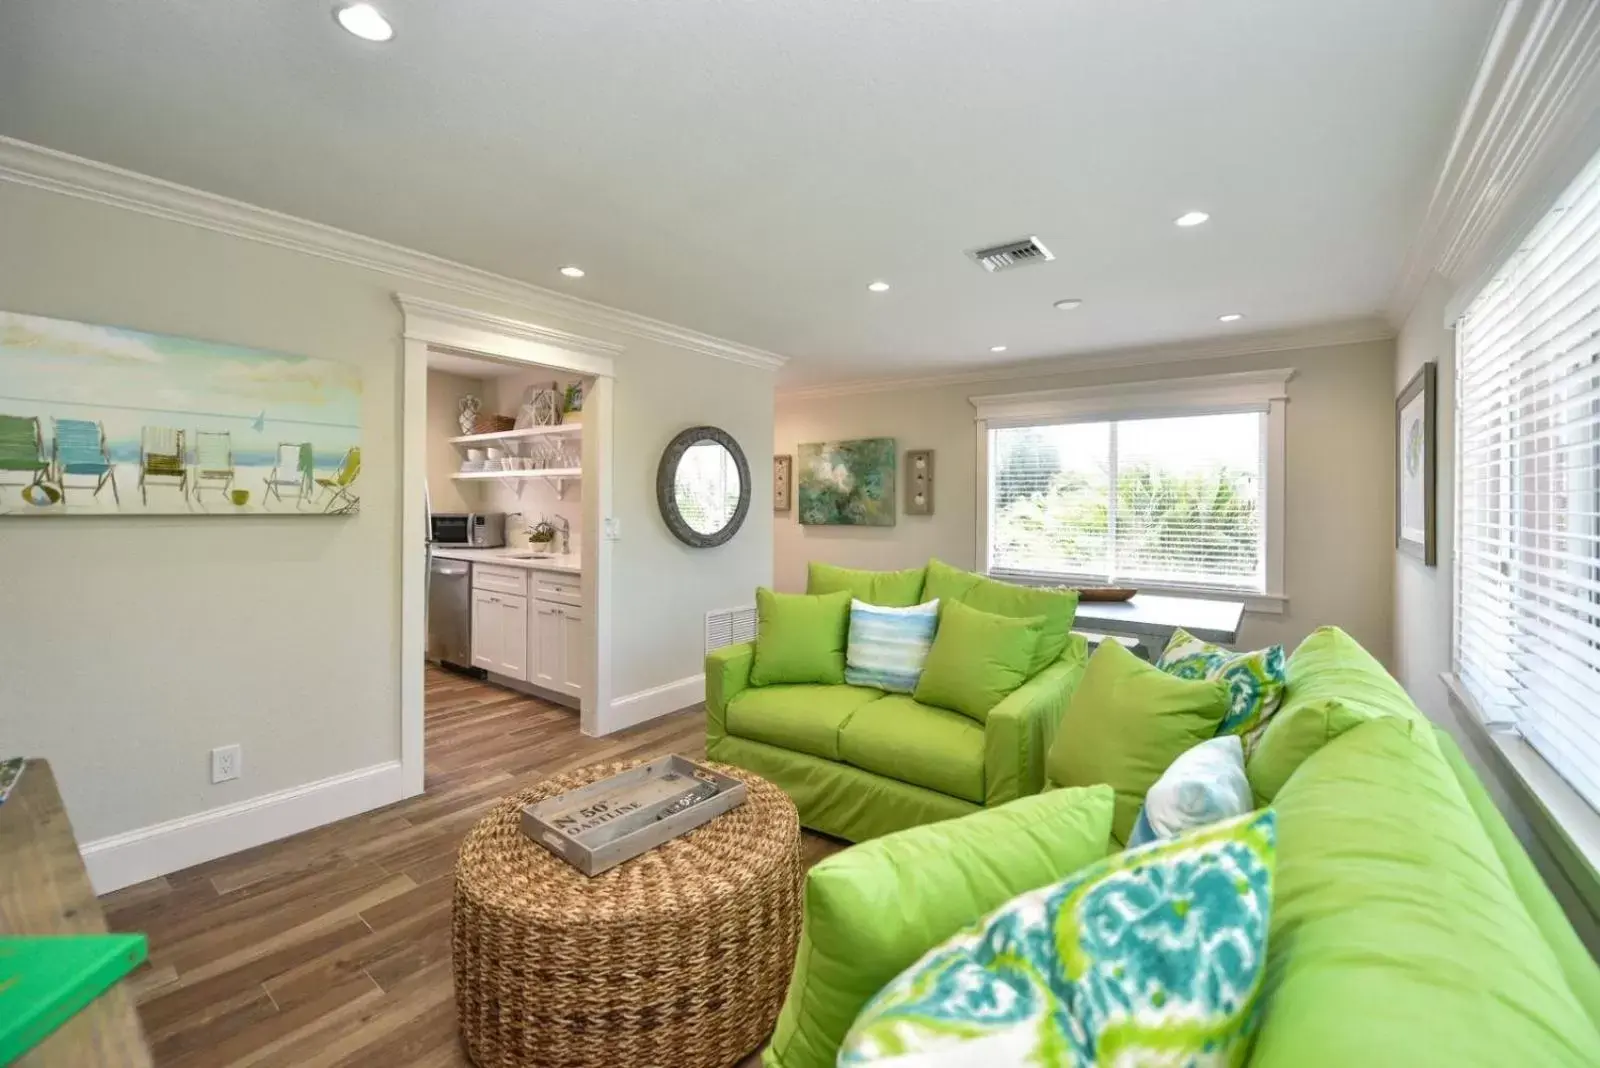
[984,634,1089,807]
[705,641,755,749]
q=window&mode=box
[1456,146,1600,814]
[973,371,1289,605]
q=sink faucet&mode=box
[551,514,571,556]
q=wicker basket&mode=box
[453,760,802,1068]
[472,413,517,435]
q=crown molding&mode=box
[1388,0,1600,325]
[0,136,787,371]
[776,317,1391,402]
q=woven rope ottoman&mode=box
[452,760,803,1068]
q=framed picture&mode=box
[904,448,933,515]
[797,438,896,526]
[1396,362,1436,565]
[774,454,792,513]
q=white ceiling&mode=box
[0,1,1499,386]
[425,350,530,379]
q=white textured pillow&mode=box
[1127,735,1252,847]
[844,598,940,693]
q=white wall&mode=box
[426,369,485,515]
[1394,272,1600,946]
[776,339,1396,660]
[0,177,774,852]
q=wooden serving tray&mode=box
[1075,587,1138,602]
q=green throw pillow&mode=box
[763,785,1116,1068]
[1245,626,1435,804]
[913,600,1043,723]
[840,809,1278,1067]
[1047,639,1230,844]
[807,561,927,607]
[749,587,851,687]
[1157,626,1287,747]
[923,558,1079,673]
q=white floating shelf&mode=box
[452,468,582,481]
[449,424,581,446]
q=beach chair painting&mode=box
[1,308,360,516]
[52,418,118,505]
[190,431,235,501]
[0,414,53,505]
[315,446,361,515]
[138,427,188,504]
[265,442,315,507]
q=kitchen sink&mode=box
[503,551,553,559]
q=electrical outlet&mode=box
[603,517,621,540]
[211,744,242,784]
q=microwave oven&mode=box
[430,512,506,548]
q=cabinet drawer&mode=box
[531,571,582,607]
[473,564,528,596]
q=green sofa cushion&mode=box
[839,695,986,804]
[1246,625,1434,803]
[1046,639,1229,845]
[1434,727,1600,1027]
[923,558,1079,674]
[724,684,886,762]
[751,587,852,687]
[912,600,1042,723]
[1250,717,1600,1067]
[762,785,1115,1068]
[806,561,927,607]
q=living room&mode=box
[2,1,1599,1065]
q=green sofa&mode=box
[705,559,1088,843]
[761,626,1600,1067]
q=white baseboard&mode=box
[598,673,705,735]
[81,760,405,895]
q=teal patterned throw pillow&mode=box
[1158,627,1287,746]
[845,598,941,693]
[839,809,1277,1067]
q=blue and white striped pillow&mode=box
[845,598,940,693]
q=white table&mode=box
[1074,594,1246,658]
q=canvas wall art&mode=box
[1396,361,1436,564]
[0,310,362,516]
[797,437,896,526]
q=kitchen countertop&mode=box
[429,547,582,574]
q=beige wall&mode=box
[776,339,1397,660]
[426,369,486,515]
[0,178,774,845]
[1394,273,1600,947]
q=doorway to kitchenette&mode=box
[397,295,619,800]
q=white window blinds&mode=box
[1456,146,1600,814]
[988,411,1265,591]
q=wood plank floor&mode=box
[101,668,838,1067]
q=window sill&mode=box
[991,570,1286,614]
[1440,672,1600,922]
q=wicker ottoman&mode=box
[452,760,803,1068]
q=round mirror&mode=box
[657,426,751,548]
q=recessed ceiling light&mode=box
[1174,211,1211,228]
[1219,313,1244,323]
[867,281,891,293]
[334,3,394,42]
[1053,298,1083,311]
[559,266,586,278]
[990,345,1008,353]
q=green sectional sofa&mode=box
[705,559,1087,843]
[760,625,1600,1068]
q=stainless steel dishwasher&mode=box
[428,554,474,670]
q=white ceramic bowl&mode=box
[466,448,485,462]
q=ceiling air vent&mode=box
[969,236,1054,273]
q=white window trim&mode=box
[971,368,1293,613]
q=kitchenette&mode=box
[426,355,592,710]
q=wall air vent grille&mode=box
[969,236,1054,272]
[705,605,757,653]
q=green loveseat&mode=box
[762,626,1600,1067]
[705,560,1088,843]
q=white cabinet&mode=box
[558,605,585,695]
[472,589,529,681]
[531,602,564,691]
[526,570,584,699]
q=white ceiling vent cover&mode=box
[706,605,757,653]
[969,236,1054,273]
